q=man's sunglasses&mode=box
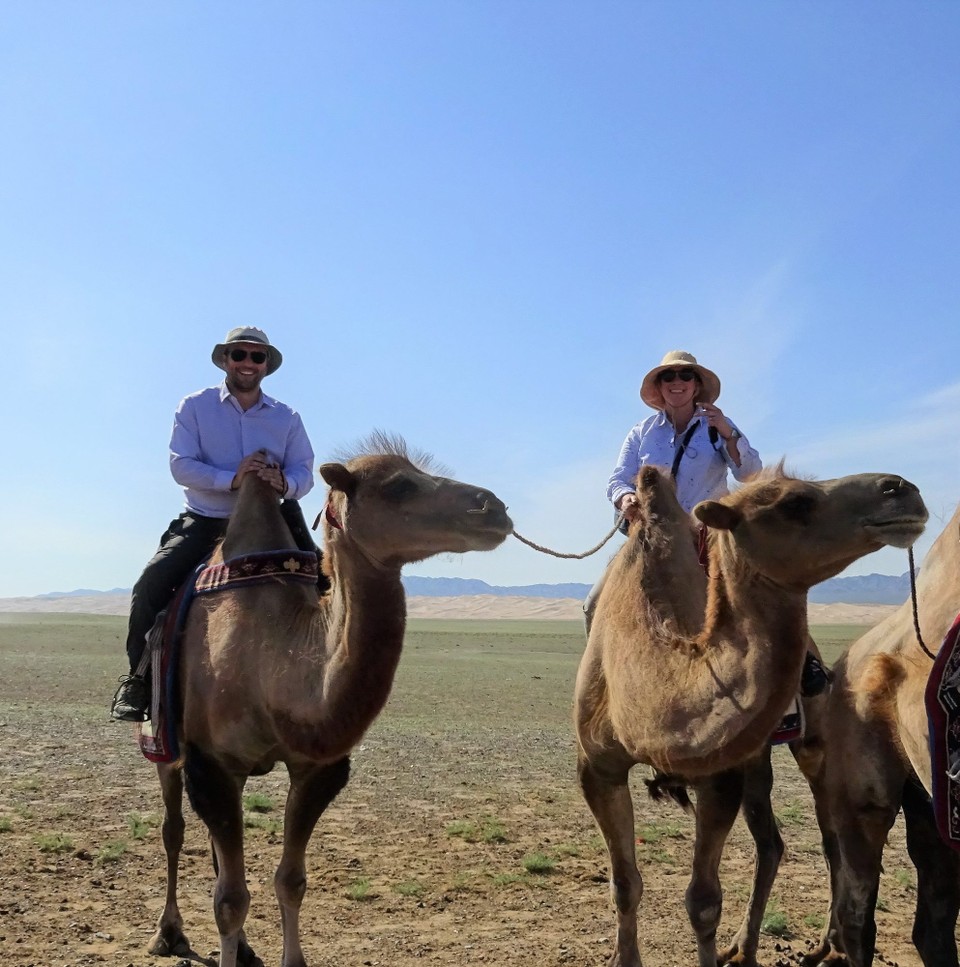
[659,368,697,383]
[228,348,268,364]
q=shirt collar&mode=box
[217,380,276,410]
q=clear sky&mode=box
[3,2,958,597]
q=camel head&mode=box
[318,434,512,568]
[694,468,928,592]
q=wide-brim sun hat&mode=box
[212,327,283,375]
[640,350,721,410]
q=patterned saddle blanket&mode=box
[136,549,318,763]
[924,611,960,851]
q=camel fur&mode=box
[801,499,960,967]
[574,464,928,967]
[145,435,512,967]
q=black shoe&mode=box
[111,675,150,722]
[800,653,831,698]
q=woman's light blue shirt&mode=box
[606,410,762,514]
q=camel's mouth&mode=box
[863,515,928,549]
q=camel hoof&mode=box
[148,926,191,956]
[237,937,265,967]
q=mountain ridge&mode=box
[26,571,913,605]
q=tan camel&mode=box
[574,464,928,967]
[800,498,960,967]
[145,435,512,967]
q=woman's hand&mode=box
[697,403,735,440]
[617,492,640,521]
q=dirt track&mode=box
[0,614,926,967]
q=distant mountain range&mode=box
[31,572,914,606]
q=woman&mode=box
[589,349,829,695]
[607,349,760,521]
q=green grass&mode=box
[35,832,74,854]
[0,818,11,832]
[393,879,425,897]
[96,840,128,864]
[775,799,807,828]
[522,852,556,874]
[243,792,275,813]
[808,624,872,667]
[346,877,377,901]
[127,812,159,840]
[761,898,790,937]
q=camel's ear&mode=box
[319,462,357,496]
[693,500,742,531]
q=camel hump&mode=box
[854,652,906,721]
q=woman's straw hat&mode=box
[639,350,721,410]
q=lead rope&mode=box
[511,514,626,560]
[908,545,937,661]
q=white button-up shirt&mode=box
[169,382,315,518]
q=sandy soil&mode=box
[0,603,925,967]
[0,593,899,625]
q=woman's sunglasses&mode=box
[659,368,697,383]
[228,348,268,364]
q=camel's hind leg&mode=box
[716,754,782,967]
[149,762,192,956]
[578,754,644,967]
[275,756,351,967]
[686,768,744,967]
[183,743,251,967]
[902,778,960,967]
[831,796,898,967]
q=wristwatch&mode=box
[727,429,741,442]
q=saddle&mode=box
[924,611,960,850]
[137,549,319,762]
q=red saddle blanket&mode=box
[137,549,318,763]
[925,611,960,851]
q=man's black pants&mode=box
[124,500,321,673]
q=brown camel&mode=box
[145,436,512,967]
[799,498,960,967]
[574,464,928,967]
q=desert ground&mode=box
[0,602,928,967]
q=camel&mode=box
[144,435,513,967]
[574,464,928,967]
[800,498,960,967]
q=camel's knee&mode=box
[611,870,642,915]
[275,863,308,907]
[161,810,185,853]
[213,883,251,936]
[685,882,722,934]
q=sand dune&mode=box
[0,592,898,625]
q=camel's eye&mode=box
[777,493,817,522]
[381,473,419,502]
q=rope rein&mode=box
[511,514,626,560]
[908,545,937,661]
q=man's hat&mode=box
[212,327,282,375]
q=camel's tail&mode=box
[644,771,694,813]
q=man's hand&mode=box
[617,492,640,521]
[231,449,269,490]
[256,463,287,496]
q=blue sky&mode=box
[3,2,958,597]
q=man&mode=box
[110,327,318,721]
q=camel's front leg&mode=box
[902,778,960,967]
[183,744,252,967]
[578,754,644,967]
[148,763,191,957]
[716,754,781,967]
[686,768,744,967]
[275,757,351,967]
